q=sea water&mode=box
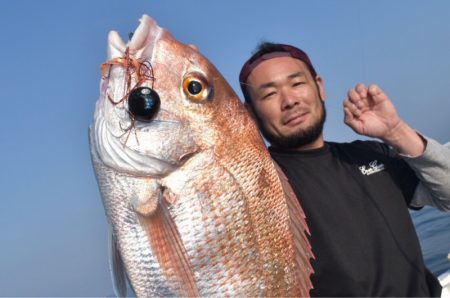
[411,206,450,276]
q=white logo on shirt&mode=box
[359,160,385,175]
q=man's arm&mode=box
[343,83,450,211]
[403,139,450,211]
[343,84,426,155]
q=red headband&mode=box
[239,44,316,89]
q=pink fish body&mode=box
[89,14,313,297]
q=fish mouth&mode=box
[124,140,199,174]
[126,117,199,160]
[92,113,199,178]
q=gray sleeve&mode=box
[401,137,450,211]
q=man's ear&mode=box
[315,75,326,102]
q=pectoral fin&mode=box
[138,189,199,297]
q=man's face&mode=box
[246,56,326,150]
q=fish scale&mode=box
[90,14,313,297]
[91,152,174,296]
[165,152,264,296]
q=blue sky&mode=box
[1,1,449,296]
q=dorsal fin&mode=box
[138,190,199,297]
[273,161,314,296]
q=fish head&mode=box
[91,15,244,178]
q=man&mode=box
[239,42,450,297]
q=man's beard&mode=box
[255,100,326,149]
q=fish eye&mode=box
[183,73,210,102]
[188,80,203,95]
[127,87,160,121]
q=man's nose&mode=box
[280,88,299,110]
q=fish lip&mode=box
[91,115,199,178]
[119,114,200,168]
[178,151,198,164]
[99,146,182,178]
[117,141,199,178]
[126,146,197,168]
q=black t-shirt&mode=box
[270,141,442,297]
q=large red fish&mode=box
[89,14,313,297]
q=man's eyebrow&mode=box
[257,71,306,91]
[258,81,277,91]
[287,71,306,79]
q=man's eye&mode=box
[293,82,304,87]
[262,92,276,100]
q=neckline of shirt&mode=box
[269,142,331,157]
